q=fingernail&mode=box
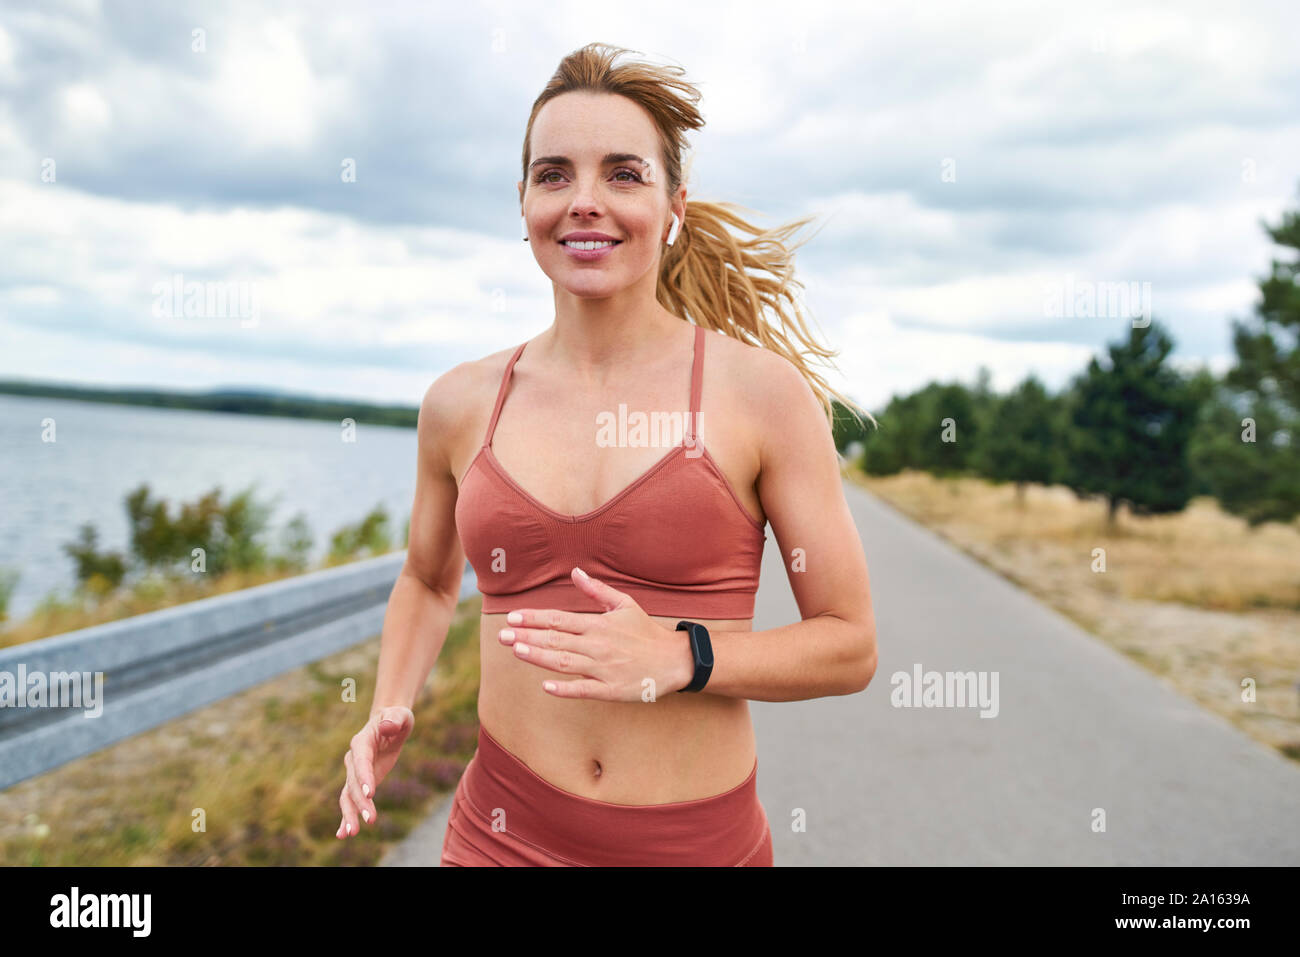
[362,783,370,797]
[516,642,529,655]
[362,809,370,823]
[507,611,522,624]
[575,567,588,578]
[500,629,514,640]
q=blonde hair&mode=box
[521,42,875,434]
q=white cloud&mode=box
[0,22,15,83]
[208,16,320,151]
[836,310,1096,410]
[0,178,552,391]
[59,82,112,130]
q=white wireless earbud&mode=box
[521,215,529,242]
[666,212,681,246]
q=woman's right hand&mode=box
[337,705,415,839]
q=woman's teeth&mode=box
[562,240,619,249]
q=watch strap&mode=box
[676,620,713,693]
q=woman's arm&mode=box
[702,348,877,701]
[369,366,475,720]
[341,368,475,837]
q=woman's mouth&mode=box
[559,239,622,261]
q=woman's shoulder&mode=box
[418,342,524,442]
[707,328,809,404]
[701,329,818,471]
[718,331,828,466]
[430,340,527,397]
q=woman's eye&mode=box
[534,169,642,185]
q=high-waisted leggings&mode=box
[440,723,774,866]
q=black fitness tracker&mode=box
[675,620,713,693]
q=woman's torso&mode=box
[453,324,768,804]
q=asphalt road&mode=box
[382,479,1300,866]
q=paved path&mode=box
[383,479,1300,866]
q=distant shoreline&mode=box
[0,380,419,429]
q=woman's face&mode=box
[519,91,681,300]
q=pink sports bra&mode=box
[455,324,767,618]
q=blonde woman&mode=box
[338,42,878,866]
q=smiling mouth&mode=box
[559,240,623,249]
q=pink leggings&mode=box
[440,723,773,866]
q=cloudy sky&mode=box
[2,0,1298,412]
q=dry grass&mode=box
[849,469,1300,761]
[852,471,1300,612]
[0,595,484,866]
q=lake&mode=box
[0,394,423,622]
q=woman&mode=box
[337,42,877,866]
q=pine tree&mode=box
[924,381,983,477]
[975,375,1064,504]
[1063,321,1201,525]
[1190,189,1300,525]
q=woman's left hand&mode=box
[498,567,694,701]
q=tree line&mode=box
[832,189,1300,528]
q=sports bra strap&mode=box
[484,341,528,447]
[687,324,704,442]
